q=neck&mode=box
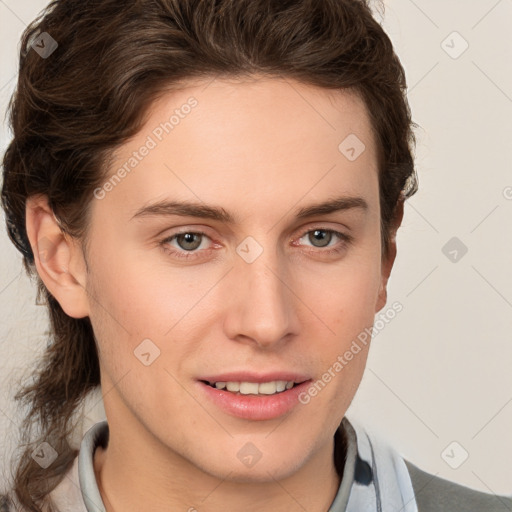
[93,424,342,512]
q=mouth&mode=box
[197,376,312,420]
[200,379,305,396]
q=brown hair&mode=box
[1,0,417,509]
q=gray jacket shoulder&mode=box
[405,459,512,512]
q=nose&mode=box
[223,247,299,349]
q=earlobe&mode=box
[25,195,90,318]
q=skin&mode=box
[26,76,402,512]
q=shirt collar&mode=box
[65,416,367,512]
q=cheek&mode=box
[87,245,195,336]
[307,254,382,333]
[85,245,218,386]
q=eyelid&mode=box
[160,229,216,250]
[159,226,229,262]
[160,224,352,245]
[159,224,353,261]
[292,226,353,249]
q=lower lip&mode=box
[197,380,312,421]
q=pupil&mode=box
[310,229,331,248]
[178,233,201,251]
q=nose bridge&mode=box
[226,236,297,347]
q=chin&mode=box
[212,461,303,484]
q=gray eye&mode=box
[176,233,203,251]
[308,229,333,248]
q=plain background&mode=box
[1,0,511,496]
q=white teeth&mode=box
[239,382,259,395]
[210,380,297,395]
[276,380,286,392]
[226,382,240,392]
[258,381,278,395]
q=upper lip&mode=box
[198,372,311,384]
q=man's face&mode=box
[84,76,390,481]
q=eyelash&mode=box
[160,227,353,260]
[159,228,354,261]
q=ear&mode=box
[25,194,90,318]
[375,196,404,312]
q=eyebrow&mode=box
[130,195,368,223]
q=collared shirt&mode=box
[49,416,395,512]
[5,416,512,511]
[48,417,361,512]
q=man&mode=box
[1,1,510,510]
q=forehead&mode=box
[94,76,379,225]
[146,75,377,155]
